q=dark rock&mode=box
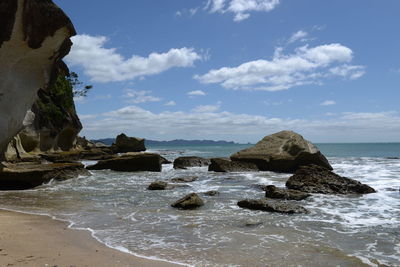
[160,156,172,164]
[265,185,311,201]
[203,190,219,196]
[286,165,376,194]
[148,181,168,190]
[237,199,309,214]
[173,156,210,169]
[230,131,332,173]
[113,133,146,153]
[0,162,88,190]
[208,158,258,172]
[171,176,198,183]
[385,157,400,160]
[86,153,162,172]
[171,193,204,210]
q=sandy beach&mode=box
[0,209,182,267]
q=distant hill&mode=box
[91,138,237,146]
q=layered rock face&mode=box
[230,131,332,173]
[0,0,76,162]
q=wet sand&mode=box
[0,209,182,267]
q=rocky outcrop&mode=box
[230,131,332,173]
[0,162,87,190]
[173,156,210,169]
[286,165,376,194]
[264,185,311,201]
[237,199,309,214]
[86,153,162,172]
[171,193,204,209]
[113,133,146,153]
[208,158,259,172]
[0,0,76,163]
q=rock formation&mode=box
[113,133,146,153]
[230,131,332,173]
[173,156,210,169]
[286,165,376,194]
[264,185,311,201]
[86,153,162,172]
[208,158,259,172]
[171,193,204,209]
[237,199,309,214]
[0,0,76,163]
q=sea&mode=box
[0,143,399,266]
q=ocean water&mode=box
[0,143,399,266]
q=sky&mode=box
[54,0,400,143]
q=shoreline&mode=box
[0,208,185,267]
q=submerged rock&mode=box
[113,133,146,153]
[170,176,198,183]
[171,193,204,209]
[237,199,309,214]
[286,165,376,194]
[203,190,219,196]
[173,156,210,169]
[208,158,258,172]
[230,131,332,173]
[265,185,311,201]
[148,181,168,190]
[86,153,162,172]
[0,162,88,190]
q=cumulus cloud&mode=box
[123,89,161,104]
[320,100,336,106]
[165,101,176,106]
[205,0,280,22]
[66,35,202,83]
[79,106,400,142]
[195,43,365,91]
[187,90,206,96]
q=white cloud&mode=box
[66,35,202,83]
[205,0,280,22]
[288,30,309,44]
[165,101,176,106]
[320,100,336,106]
[123,89,161,104]
[192,102,221,113]
[79,106,400,143]
[187,90,206,96]
[195,43,365,91]
[330,64,366,80]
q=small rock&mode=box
[171,193,204,209]
[237,199,309,214]
[265,185,311,201]
[203,190,219,196]
[170,176,198,183]
[148,181,168,190]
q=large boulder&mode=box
[208,158,258,172]
[173,156,210,169]
[286,165,376,194]
[86,153,162,172]
[264,185,311,201]
[0,162,88,190]
[171,193,204,210]
[113,133,145,153]
[237,199,309,214]
[230,131,332,173]
[0,0,76,163]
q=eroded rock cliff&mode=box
[0,0,76,162]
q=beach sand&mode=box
[0,209,182,267]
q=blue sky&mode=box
[54,0,400,143]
